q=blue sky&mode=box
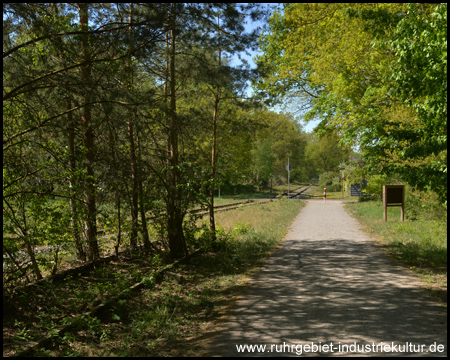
[229,4,319,133]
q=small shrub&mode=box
[325,183,340,192]
[232,222,254,235]
[319,171,338,188]
[363,174,388,199]
[141,276,156,289]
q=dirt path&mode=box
[207,200,447,357]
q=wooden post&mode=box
[401,187,405,221]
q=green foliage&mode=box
[363,174,388,199]
[85,316,102,337]
[250,110,308,184]
[141,276,156,289]
[232,222,254,235]
[251,138,276,187]
[326,183,341,193]
[381,4,447,203]
[319,172,336,188]
[304,133,351,180]
[255,3,447,203]
[13,321,33,342]
[405,186,447,222]
[3,3,271,271]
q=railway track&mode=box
[4,199,275,275]
[95,199,269,235]
[4,193,304,279]
[279,186,310,199]
[190,199,271,216]
[190,187,311,216]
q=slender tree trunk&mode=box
[114,194,121,257]
[209,94,219,242]
[138,177,151,250]
[167,4,187,260]
[127,6,139,249]
[52,3,86,261]
[4,198,42,280]
[137,133,152,251]
[23,234,42,280]
[128,118,139,250]
[127,3,138,250]
[108,119,122,257]
[165,28,171,167]
[3,244,31,283]
[68,98,86,261]
[79,3,99,261]
[20,201,42,280]
[209,16,222,243]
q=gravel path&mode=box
[209,200,447,357]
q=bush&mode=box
[363,174,388,199]
[325,183,341,192]
[405,186,447,221]
[319,171,338,188]
[220,182,256,196]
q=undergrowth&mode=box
[4,199,305,357]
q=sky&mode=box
[229,4,320,133]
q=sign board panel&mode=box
[350,184,362,197]
[383,185,405,222]
[286,165,291,171]
[386,187,403,204]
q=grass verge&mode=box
[27,198,305,356]
[345,200,447,305]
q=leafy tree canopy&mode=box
[254,3,447,203]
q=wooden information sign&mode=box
[383,185,405,222]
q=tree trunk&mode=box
[3,244,31,283]
[4,198,42,280]
[209,94,219,243]
[167,5,187,260]
[53,3,86,262]
[138,177,151,251]
[209,17,222,244]
[79,3,99,261]
[137,133,152,251]
[128,118,139,250]
[127,3,138,250]
[20,201,42,280]
[68,98,86,261]
[23,233,42,280]
[110,121,122,257]
[114,193,121,257]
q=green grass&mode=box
[39,198,305,357]
[210,199,305,271]
[212,197,244,206]
[226,191,273,199]
[345,200,447,304]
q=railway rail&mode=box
[279,186,310,199]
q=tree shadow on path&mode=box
[209,234,447,356]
